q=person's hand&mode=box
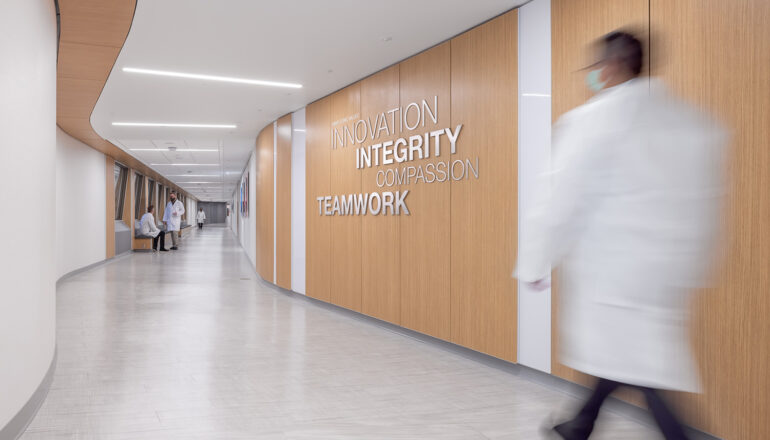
[527,278,550,291]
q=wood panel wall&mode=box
[329,85,363,312]
[449,11,518,362]
[256,125,275,281]
[361,66,401,323]
[302,10,518,362]
[552,1,770,437]
[651,1,770,438]
[398,43,452,341]
[276,115,293,289]
[305,99,332,302]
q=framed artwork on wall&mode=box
[240,172,249,217]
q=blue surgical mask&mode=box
[585,68,607,92]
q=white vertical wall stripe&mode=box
[290,109,307,294]
[517,0,553,373]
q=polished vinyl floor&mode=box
[21,225,660,439]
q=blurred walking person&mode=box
[515,30,726,440]
[196,207,206,229]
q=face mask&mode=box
[585,68,607,92]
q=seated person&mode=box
[139,205,167,252]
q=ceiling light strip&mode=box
[130,148,219,152]
[123,67,302,89]
[150,163,219,166]
[114,122,236,128]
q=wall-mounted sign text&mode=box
[316,96,479,216]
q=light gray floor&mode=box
[21,225,660,439]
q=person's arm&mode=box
[148,214,160,233]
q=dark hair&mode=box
[603,31,643,76]
[147,204,154,213]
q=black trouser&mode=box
[198,222,203,229]
[152,231,166,250]
[556,378,688,440]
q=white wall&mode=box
[236,152,258,267]
[290,109,306,294]
[517,0,552,373]
[0,0,57,428]
[56,128,106,278]
[186,198,196,226]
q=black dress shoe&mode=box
[159,248,169,252]
[170,246,178,250]
[551,419,594,440]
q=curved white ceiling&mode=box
[91,0,526,201]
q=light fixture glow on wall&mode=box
[122,67,303,89]
[113,122,236,128]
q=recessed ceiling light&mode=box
[130,148,219,152]
[114,122,236,128]
[122,67,302,89]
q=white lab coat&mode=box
[139,213,161,237]
[196,211,206,223]
[516,78,726,392]
[162,200,185,231]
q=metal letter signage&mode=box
[316,96,479,215]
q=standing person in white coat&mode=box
[163,191,185,250]
[196,208,206,229]
[515,31,726,440]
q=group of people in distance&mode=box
[137,191,207,252]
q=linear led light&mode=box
[150,163,219,166]
[114,122,236,128]
[123,67,303,89]
[130,148,219,152]
[293,129,305,132]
